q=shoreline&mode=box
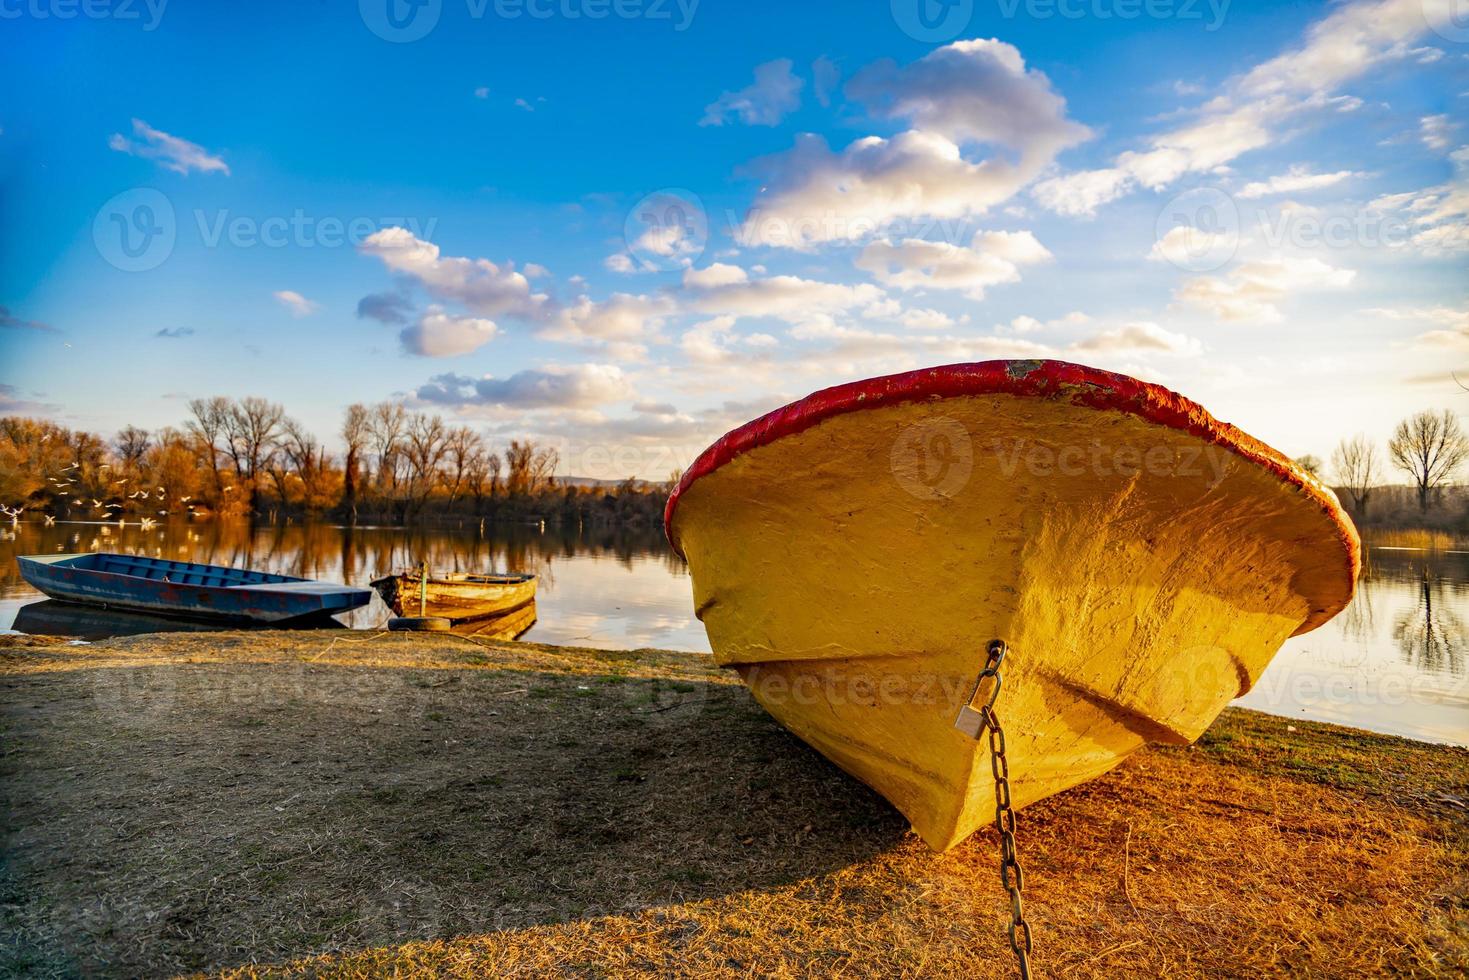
[1,630,1466,977]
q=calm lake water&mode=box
[2,521,1464,746]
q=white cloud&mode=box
[1368,146,1469,253]
[1237,166,1362,198]
[1372,305,1469,347]
[399,307,498,357]
[603,253,637,274]
[272,290,320,317]
[415,364,634,410]
[701,58,804,127]
[855,230,1051,299]
[680,263,886,324]
[359,228,548,318]
[899,308,956,331]
[474,86,490,99]
[1069,321,1201,355]
[108,118,229,176]
[812,56,840,108]
[541,292,676,358]
[1034,0,1438,215]
[1147,225,1236,266]
[1175,257,1355,323]
[740,39,1086,247]
[1421,114,1454,152]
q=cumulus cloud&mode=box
[701,58,804,127]
[399,307,498,357]
[359,228,548,318]
[108,118,229,176]
[273,290,320,317]
[1069,321,1201,355]
[1175,257,1355,323]
[1237,167,1362,198]
[812,56,840,107]
[415,364,635,410]
[899,308,956,331]
[541,293,677,357]
[740,39,1087,247]
[855,230,1051,299]
[680,263,886,324]
[1033,0,1438,215]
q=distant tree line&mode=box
[0,398,672,526]
[1299,407,1469,531]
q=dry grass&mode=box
[0,631,1464,979]
[1368,529,1464,551]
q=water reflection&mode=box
[1238,545,1469,746]
[3,522,1465,745]
[1392,569,1465,675]
[0,519,699,651]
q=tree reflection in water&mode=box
[1393,564,1465,675]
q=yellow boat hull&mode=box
[666,360,1359,850]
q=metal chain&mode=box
[969,640,1034,979]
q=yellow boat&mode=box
[665,360,1359,851]
[371,569,537,623]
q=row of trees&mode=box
[0,398,669,526]
[3,401,1465,529]
[1300,408,1469,522]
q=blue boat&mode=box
[15,553,373,625]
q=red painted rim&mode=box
[663,359,1360,610]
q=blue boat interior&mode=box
[65,553,303,589]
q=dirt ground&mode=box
[1,630,1465,979]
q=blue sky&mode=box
[1,0,1466,478]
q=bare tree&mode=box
[341,403,369,522]
[1330,435,1379,515]
[444,426,483,506]
[403,413,449,511]
[1293,454,1323,479]
[225,397,285,513]
[114,426,151,474]
[368,402,406,493]
[1389,409,1469,512]
[186,396,232,494]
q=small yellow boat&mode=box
[665,360,1359,851]
[371,568,537,624]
